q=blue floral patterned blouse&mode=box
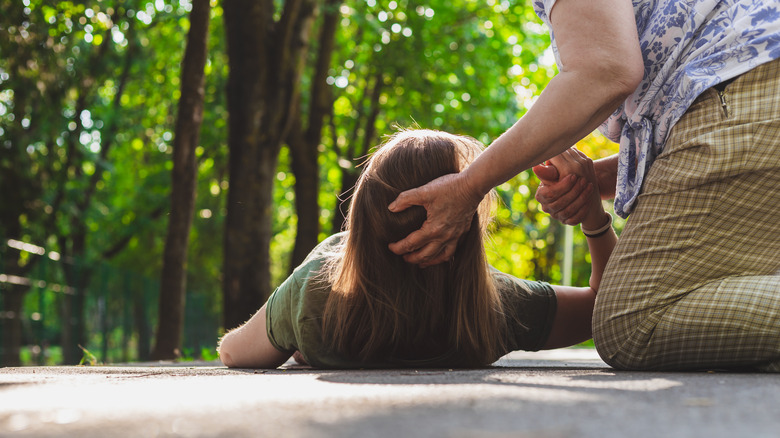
[533,0,780,217]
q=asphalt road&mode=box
[1,349,778,438]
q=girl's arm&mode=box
[543,223,617,349]
[218,303,291,368]
[543,285,595,349]
[540,148,617,349]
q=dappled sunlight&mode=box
[485,372,683,392]
[2,0,616,367]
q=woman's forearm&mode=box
[462,71,633,198]
[461,0,642,198]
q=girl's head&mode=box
[323,129,504,366]
[348,129,494,245]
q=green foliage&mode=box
[78,344,99,366]
[19,345,63,366]
[272,0,565,284]
[178,346,219,362]
[1,0,225,364]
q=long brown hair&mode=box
[322,130,505,366]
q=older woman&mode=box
[388,0,780,371]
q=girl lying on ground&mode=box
[217,130,616,368]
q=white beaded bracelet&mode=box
[582,213,613,238]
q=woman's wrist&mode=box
[459,165,493,204]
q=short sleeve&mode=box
[264,232,347,363]
[493,271,557,353]
[265,271,304,353]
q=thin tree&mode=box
[222,0,317,330]
[151,0,211,360]
[287,0,341,270]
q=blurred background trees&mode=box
[0,0,619,366]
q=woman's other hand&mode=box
[387,172,484,267]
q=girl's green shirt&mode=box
[266,232,557,368]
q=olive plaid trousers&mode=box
[594,59,780,372]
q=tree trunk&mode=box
[288,0,341,270]
[0,172,35,366]
[0,285,26,367]
[60,266,91,364]
[222,0,317,330]
[135,288,152,361]
[151,0,211,361]
[288,116,321,271]
[0,29,42,366]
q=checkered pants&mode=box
[593,59,780,372]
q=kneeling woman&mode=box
[218,130,615,368]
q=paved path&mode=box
[1,349,778,437]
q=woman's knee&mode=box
[593,330,647,370]
[592,317,634,369]
[591,283,657,370]
[593,326,659,370]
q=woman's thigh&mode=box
[593,59,780,370]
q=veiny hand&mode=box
[533,148,597,226]
[387,172,484,267]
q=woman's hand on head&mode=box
[387,172,484,267]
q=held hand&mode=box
[387,172,483,267]
[533,168,594,226]
[533,148,599,226]
[532,161,559,184]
